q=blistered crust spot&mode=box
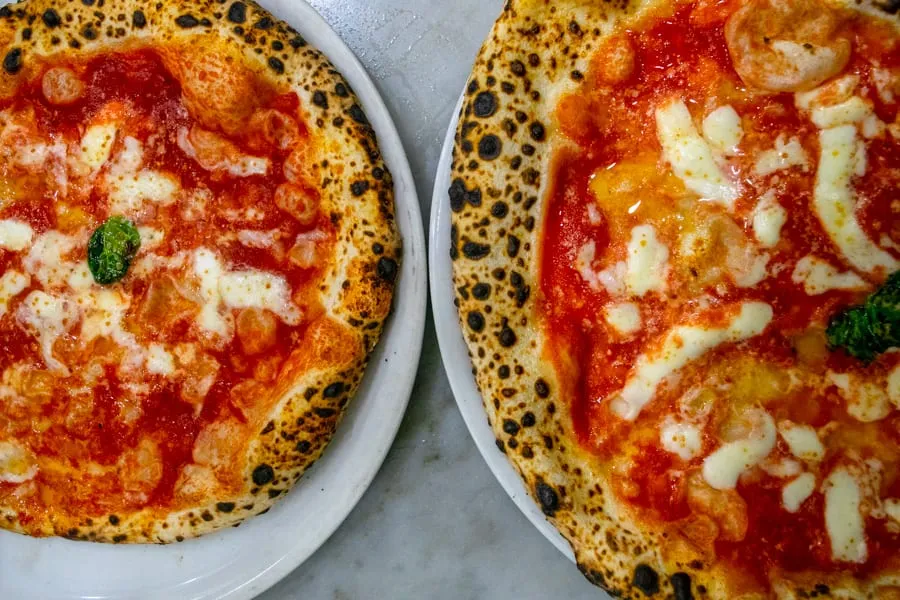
[0,0,400,544]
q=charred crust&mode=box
[226,1,246,23]
[473,91,498,118]
[253,16,273,30]
[267,56,284,74]
[535,481,559,516]
[112,534,127,543]
[174,14,200,28]
[295,440,312,453]
[472,282,491,300]
[251,464,275,486]
[502,419,520,435]
[132,10,146,28]
[498,326,516,347]
[633,564,660,596]
[671,573,694,600]
[41,8,60,27]
[376,256,398,283]
[348,104,369,125]
[462,241,490,260]
[521,412,536,427]
[534,378,550,398]
[350,180,370,196]
[216,502,235,513]
[322,382,345,398]
[3,47,22,73]
[108,515,120,525]
[478,134,501,160]
[467,311,485,332]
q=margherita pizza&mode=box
[0,0,400,542]
[451,0,899,597]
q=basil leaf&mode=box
[88,216,141,285]
[827,271,900,362]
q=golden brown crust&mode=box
[450,0,898,598]
[0,0,400,543]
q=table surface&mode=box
[261,1,600,599]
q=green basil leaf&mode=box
[88,216,141,285]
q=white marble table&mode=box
[261,1,600,598]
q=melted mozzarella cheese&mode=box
[219,271,302,325]
[813,125,898,274]
[888,365,900,408]
[783,473,816,513]
[796,75,859,110]
[702,409,776,490]
[107,137,180,215]
[753,135,809,177]
[823,467,867,563]
[791,256,868,295]
[78,288,147,373]
[811,96,874,129]
[752,191,788,248]
[625,225,669,296]
[660,418,702,461]
[0,220,34,251]
[604,302,641,336]
[194,248,231,339]
[778,421,825,461]
[829,372,892,423]
[0,271,29,318]
[762,457,802,478]
[655,98,740,209]
[78,123,117,171]
[0,440,37,483]
[24,230,79,289]
[701,105,743,155]
[137,227,164,252]
[610,302,773,420]
[193,248,302,339]
[147,344,175,377]
[16,290,79,374]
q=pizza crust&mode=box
[0,0,400,543]
[450,0,899,597]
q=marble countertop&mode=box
[261,1,600,599]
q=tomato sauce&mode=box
[0,49,329,516]
[540,2,900,581]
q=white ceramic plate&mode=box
[429,96,575,563]
[0,1,427,598]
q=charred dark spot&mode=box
[498,326,517,347]
[289,35,306,49]
[82,25,97,40]
[21,28,31,40]
[42,9,61,27]
[108,515,120,525]
[82,0,95,5]
[633,565,660,596]
[335,82,349,97]
[536,482,559,516]
[671,573,694,600]
[314,407,336,418]
[467,311,485,332]
[498,365,510,378]
[490,201,508,218]
[510,59,526,76]
[521,144,535,156]
[175,14,200,28]
[495,438,506,453]
[568,20,583,35]
[252,464,275,486]
[472,282,491,300]
[323,382,345,398]
[448,179,481,212]
[521,412,536,427]
[377,257,398,283]
[267,57,284,74]
[503,419,520,435]
[473,91,497,118]
[296,440,312,453]
[201,511,214,522]
[311,90,328,109]
[349,104,369,125]
[216,502,236,513]
[535,378,550,398]
[507,235,520,258]
[268,489,283,499]
[112,534,127,543]
[877,0,900,14]
[227,1,247,23]
[254,16,273,29]
[132,10,146,28]
[303,387,317,400]
[530,122,546,142]
[350,180,370,197]
[261,421,275,434]
[175,535,185,542]
[372,242,384,255]
[478,134,501,160]
[462,241,490,260]
[3,48,22,74]
[0,6,11,17]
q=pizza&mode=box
[0,0,400,543]
[451,0,900,597]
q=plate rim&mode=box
[428,93,576,563]
[0,0,427,598]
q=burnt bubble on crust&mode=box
[535,481,559,516]
[633,565,660,596]
[670,573,694,600]
[0,0,401,544]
